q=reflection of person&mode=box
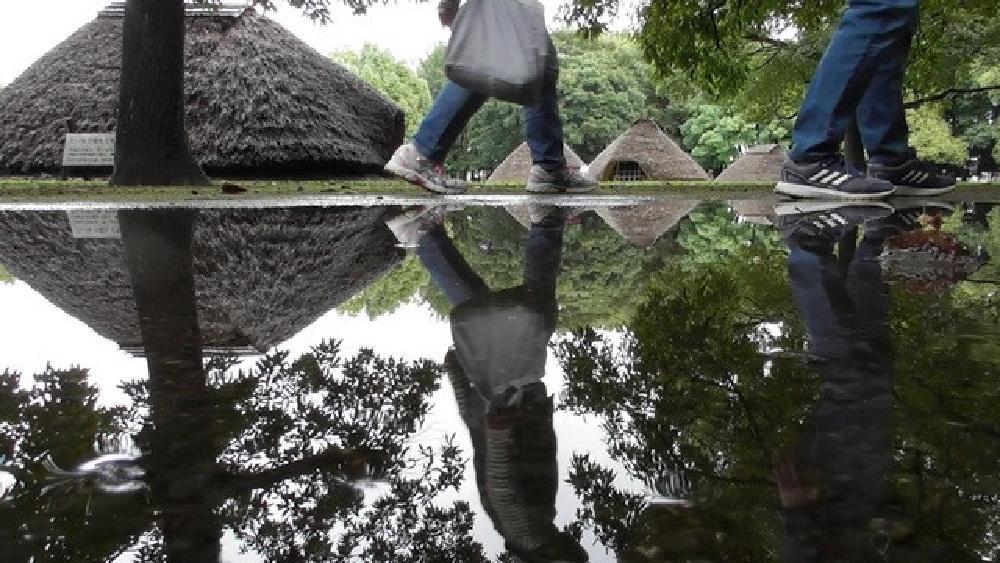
[776,1,956,200]
[777,202,900,560]
[390,206,587,562]
[383,1,596,195]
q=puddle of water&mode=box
[0,199,997,562]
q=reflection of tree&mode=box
[1,209,485,562]
[558,210,1000,559]
[557,240,811,560]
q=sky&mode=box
[0,0,588,86]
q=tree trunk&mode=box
[843,115,867,171]
[120,210,220,562]
[111,0,209,186]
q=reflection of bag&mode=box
[450,288,554,399]
[444,0,550,105]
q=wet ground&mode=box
[0,197,997,562]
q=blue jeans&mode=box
[789,0,920,166]
[412,41,566,170]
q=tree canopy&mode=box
[331,44,432,138]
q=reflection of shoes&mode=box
[869,159,956,196]
[384,206,444,248]
[867,203,954,240]
[776,156,895,199]
[775,201,894,239]
[384,143,469,195]
[526,165,598,193]
[526,204,565,225]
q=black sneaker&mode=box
[777,156,895,200]
[868,159,956,196]
[774,201,895,240]
[868,200,954,239]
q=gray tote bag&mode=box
[444,0,550,105]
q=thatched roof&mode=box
[505,206,534,229]
[594,201,699,247]
[716,144,786,182]
[586,119,709,181]
[488,142,585,181]
[0,207,403,353]
[0,7,404,177]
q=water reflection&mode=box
[779,203,896,561]
[402,205,587,561]
[0,200,997,561]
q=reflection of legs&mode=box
[786,235,853,360]
[413,81,488,162]
[416,226,488,307]
[789,0,920,162]
[523,40,566,170]
[523,210,567,296]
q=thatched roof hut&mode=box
[0,207,403,353]
[716,144,786,182]
[594,201,699,247]
[488,142,585,181]
[587,119,709,182]
[0,4,404,177]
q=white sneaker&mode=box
[384,144,468,195]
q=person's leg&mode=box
[789,0,921,163]
[522,39,566,170]
[416,225,489,307]
[413,80,488,163]
[856,5,919,166]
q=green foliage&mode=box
[0,262,13,284]
[331,44,432,137]
[907,105,970,165]
[679,104,789,173]
[341,254,431,318]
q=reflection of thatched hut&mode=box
[587,119,709,182]
[0,208,403,353]
[505,206,534,229]
[730,200,776,226]
[0,4,404,177]
[717,145,786,182]
[594,201,700,247]
[488,142,585,181]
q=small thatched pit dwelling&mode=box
[488,142,585,181]
[0,2,404,177]
[586,119,709,182]
[716,144,786,182]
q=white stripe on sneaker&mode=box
[901,170,917,183]
[831,174,851,186]
[809,170,830,181]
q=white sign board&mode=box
[62,133,116,167]
[67,210,121,239]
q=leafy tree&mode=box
[332,44,432,138]
[907,104,970,165]
[679,104,789,173]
